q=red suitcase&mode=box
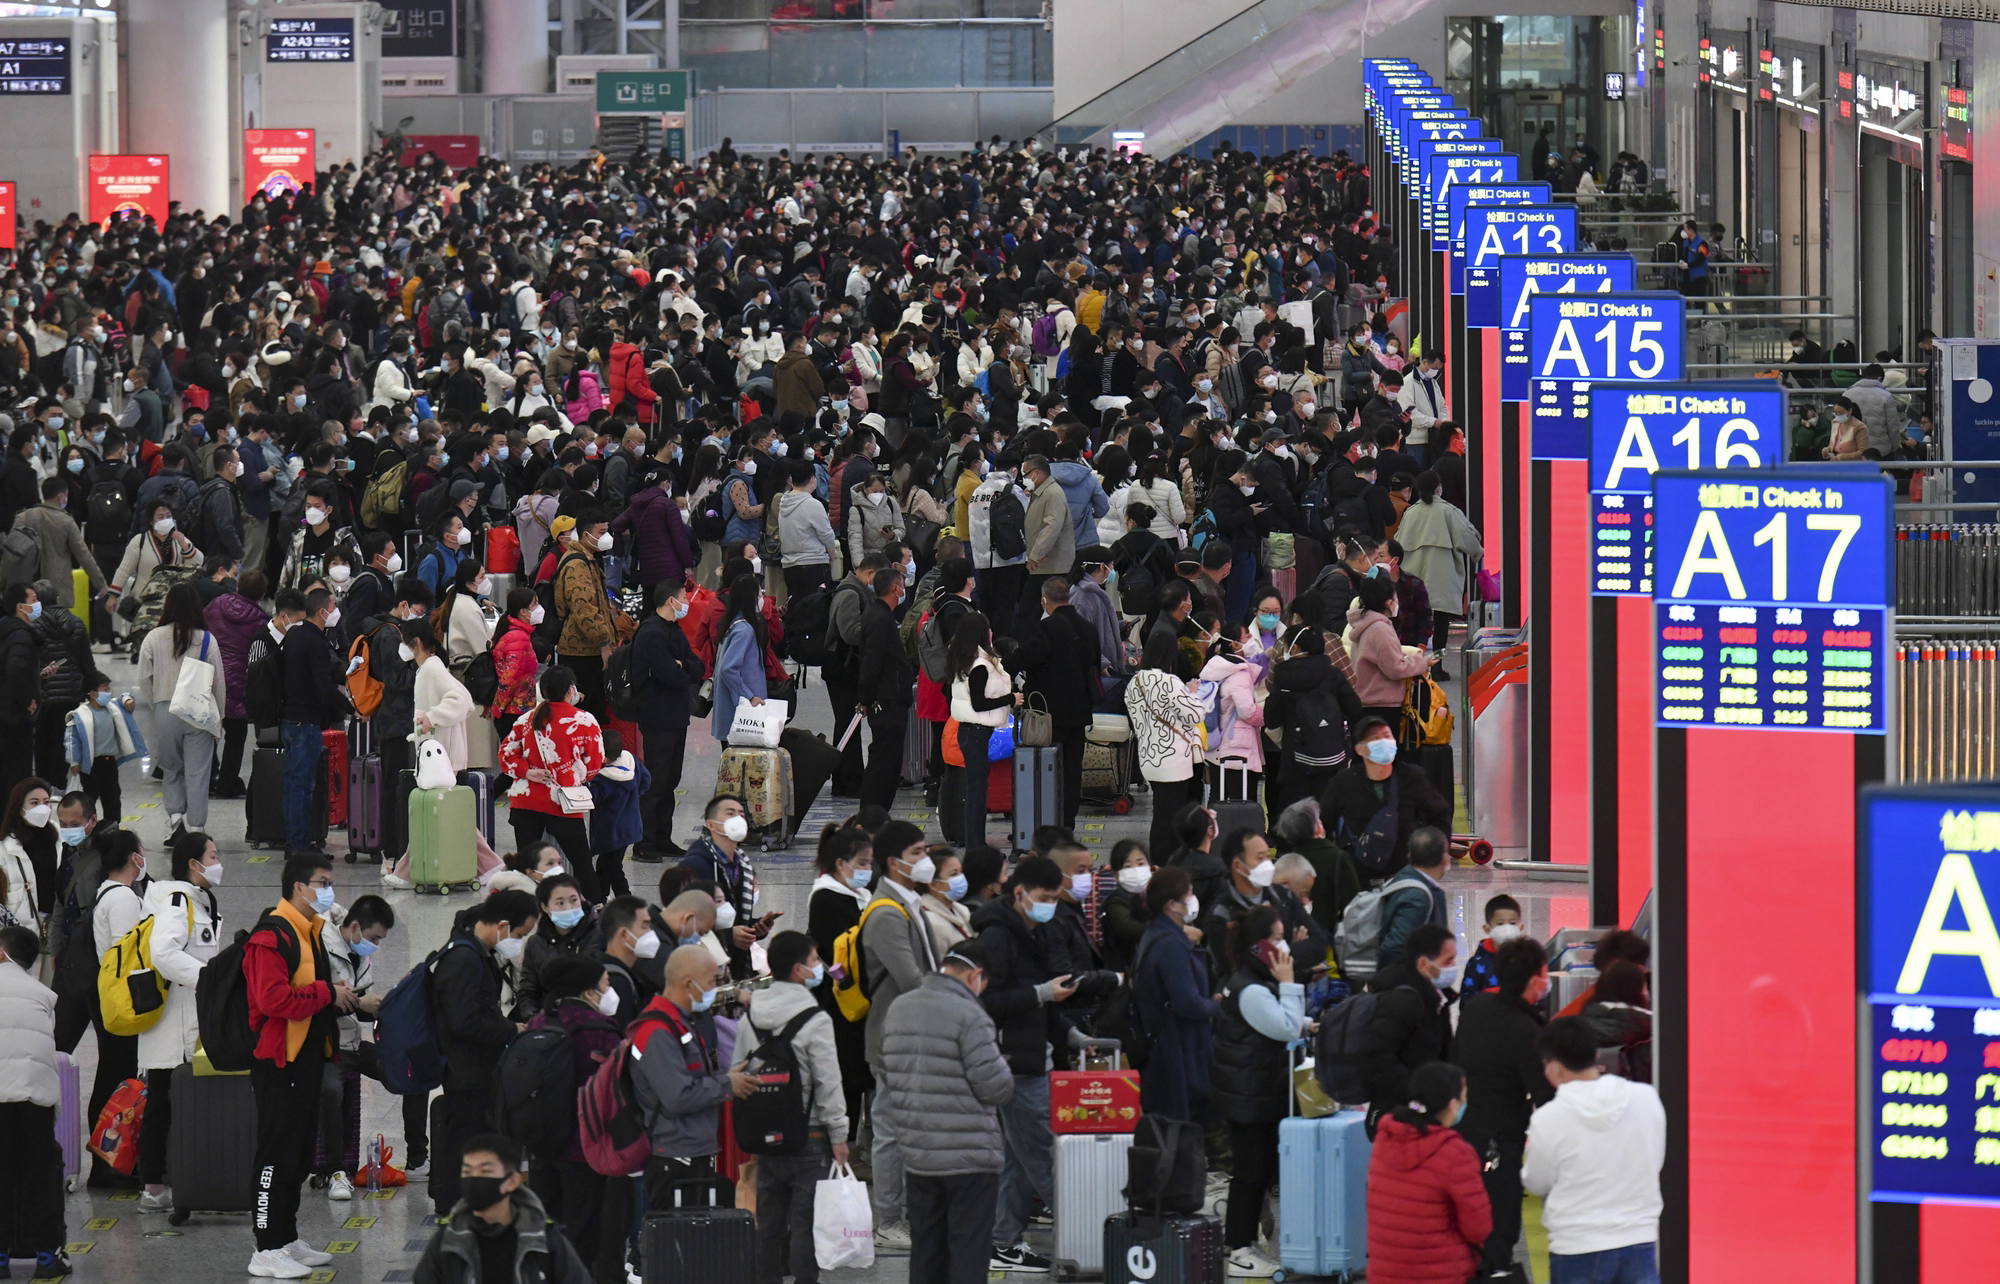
[486,526,522,573]
[604,711,644,760]
[322,728,349,825]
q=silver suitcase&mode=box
[1054,1131,1134,1276]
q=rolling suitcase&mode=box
[1277,1109,1370,1277]
[778,727,839,829]
[1412,742,1455,817]
[387,766,417,864]
[349,733,385,858]
[249,746,326,847]
[1055,1131,1135,1275]
[457,769,497,846]
[1209,756,1264,843]
[641,1179,755,1284]
[1292,536,1326,603]
[902,705,931,787]
[55,1051,84,1191]
[408,784,480,893]
[1012,745,1059,851]
[1103,1212,1225,1284]
[166,1063,257,1224]
[716,746,794,849]
[604,710,644,762]
[988,757,1014,815]
[322,727,350,826]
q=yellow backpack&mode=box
[830,897,910,1023]
[98,892,193,1037]
[1402,670,1455,747]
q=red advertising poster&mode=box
[87,154,170,226]
[244,128,316,200]
[399,135,480,169]
[0,183,15,251]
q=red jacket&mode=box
[498,700,606,818]
[1364,1116,1493,1284]
[606,341,657,424]
[243,901,334,1068]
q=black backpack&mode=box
[532,553,588,660]
[196,913,291,1074]
[1288,684,1351,770]
[1123,1114,1205,1214]
[86,478,133,547]
[604,641,641,720]
[1313,990,1380,1104]
[782,583,839,665]
[690,487,729,543]
[731,1007,820,1155]
[492,1024,580,1156]
[1089,939,1155,1071]
[1116,542,1174,622]
[988,489,1027,560]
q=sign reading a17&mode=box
[1654,469,1890,607]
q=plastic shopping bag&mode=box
[727,697,788,748]
[813,1161,875,1271]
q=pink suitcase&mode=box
[55,1051,84,1190]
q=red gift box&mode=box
[1049,1066,1141,1134]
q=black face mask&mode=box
[462,1175,510,1214]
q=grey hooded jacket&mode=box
[413,1185,591,1284]
[880,970,1015,1177]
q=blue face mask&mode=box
[353,938,379,957]
[1025,898,1057,924]
[27,602,40,622]
[95,691,115,707]
[946,873,969,901]
[66,458,84,474]
[805,963,826,988]
[848,868,872,891]
[551,907,586,930]
[313,885,337,911]
[58,825,87,848]
[692,985,719,1012]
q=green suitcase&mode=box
[408,783,480,893]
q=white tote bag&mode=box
[727,697,788,748]
[812,1162,875,1271]
[168,634,224,738]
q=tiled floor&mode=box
[55,647,1586,1284]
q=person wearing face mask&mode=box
[317,893,420,1189]
[134,584,230,841]
[1460,893,1523,996]
[1356,920,1460,1138]
[676,795,764,981]
[108,498,201,652]
[609,461,696,597]
[918,849,974,957]
[1318,716,1452,879]
[498,666,608,901]
[853,566,915,811]
[1343,571,1436,726]
[629,944,759,1212]
[1375,825,1452,971]
[728,930,851,1284]
[1364,1058,1493,1283]
[428,888,541,1218]
[591,895,666,1024]
[242,853,356,1277]
[0,919,71,1281]
[511,873,597,1018]
[804,826,875,1126]
[129,830,229,1211]
[1451,935,1557,1280]
[549,508,623,717]
[279,588,352,858]
[516,955,629,1280]
[626,585,703,861]
[411,1132,595,1284]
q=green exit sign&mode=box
[596,70,689,114]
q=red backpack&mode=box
[578,1008,704,1177]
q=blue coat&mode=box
[588,753,651,855]
[710,616,767,741]
[1050,460,1110,551]
[1131,914,1218,1121]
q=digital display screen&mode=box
[1446,183,1550,291]
[267,18,354,63]
[1498,256,1636,401]
[1463,206,1583,327]
[1860,787,2000,1206]
[1652,467,1893,732]
[1425,152,1515,234]
[1587,381,1786,595]
[1529,291,1685,457]
[1400,117,1477,172]
[1414,139,1501,247]
[0,37,71,94]
[1391,105,1457,158]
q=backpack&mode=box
[1402,671,1453,747]
[86,479,134,547]
[1031,311,1062,357]
[375,939,477,1095]
[1334,886,1389,983]
[463,645,500,706]
[829,897,910,1022]
[1313,990,1381,1104]
[1188,509,1218,554]
[732,1007,821,1156]
[1195,678,1224,744]
[194,912,291,1074]
[915,609,953,685]
[97,891,192,1036]
[987,489,1027,560]
[579,1010,689,1177]
[361,459,408,530]
[534,552,589,658]
[346,629,387,718]
[1298,471,1333,538]
[1289,684,1351,770]
[0,522,41,587]
[492,1024,579,1156]
[1338,773,1403,875]
[196,475,233,537]
[604,642,641,720]
[167,477,203,540]
[782,583,839,666]
[689,487,728,542]
[1089,938,1155,1070]
[1331,491,1372,534]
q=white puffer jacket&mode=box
[950,650,1013,729]
[135,878,223,1072]
[0,958,58,1106]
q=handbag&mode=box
[691,677,714,719]
[1475,563,1502,602]
[812,1162,875,1271]
[1016,692,1053,747]
[727,696,788,748]
[905,516,942,560]
[168,635,224,738]
[533,723,594,814]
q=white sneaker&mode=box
[381,872,413,889]
[247,1250,311,1279]
[327,1172,354,1201]
[137,1189,174,1214]
[283,1241,333,1267]
[874,1220,913,1251]
[1225,1247,1281,1279]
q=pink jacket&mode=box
[1199,654,1264,771]
[1346,607,1430,707]
[565,368,607,423]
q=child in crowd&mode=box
[588,727,649,900]
[1462,893,1521,994]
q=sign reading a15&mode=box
[1527,290,1681,456]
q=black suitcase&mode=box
[779,727,840,829]
[166,1066,257,1224]
[641,1181,755,1284]
[1209,756,1265,843]
[1012,744,1060,851]
[1412,742,1455,816]
[1103,1212,1225,1284]
[248,746,326,847]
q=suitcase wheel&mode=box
[1113,794,1132,814]
[1463,838,1494,866]
[344,851,357,864]
[168,1209,189,1226]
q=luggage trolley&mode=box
[1080,713,1138,813]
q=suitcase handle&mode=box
[1077,1037,1124,1070]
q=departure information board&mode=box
[1463,206,1583,327]
[1446,183,1549,290]
[1417,140,1502,247]
[1528,290,1682,455]
[1861,786,2000,1206]
[1587,381,1786,595]
[1652,466,1893,732]
[1498,256,1635,401]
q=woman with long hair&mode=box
[709,572,768,744]
[1125,629,1208,861]
[437,557,494,676]
[497,665,607,901]
[685,441,731,589]
[946,610,1019,847]
[1394,468,1485,655]
[0,777,54,934]
[135,582,228,839]
[806,824,875,1126]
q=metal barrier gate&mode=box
[1896,525,2000,617]
[1897,636,2000,782]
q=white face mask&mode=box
[22,803,51,828]
[749,557,763,576]
[384,553,404,574]
[154,518,176,537]
[456,527,474,547]
[322,606,341,630]
[595,532,614,552]
[907,854,937,886]
[1181,893,1200,922]
[495,935,526,960]
[1070,870,1094,898]
[397,643,415,663]
[1488,922,1523,945]
[1117,866,1153,894]
[201,861,223,886]
[714,901,738,931]
[529,602,546,626]
[1246,859,1276,888]
[328,564,351,584]
[595,987,621,1016]
[304,506,328,527]
[720,814,750,842]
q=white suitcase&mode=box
[1053,1130,1134,1276]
